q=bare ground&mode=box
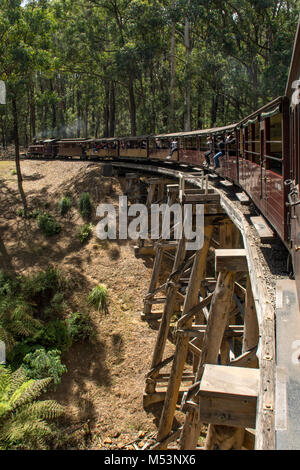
[0,159,178,450]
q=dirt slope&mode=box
[0,159,176,450]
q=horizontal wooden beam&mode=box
[215,249,248,272]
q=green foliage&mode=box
[21,266,63,302]
[33,320,72,352]
[11,169,17,175]
[77,223,93,244]
[31,208,42,219]
[66,312,93,342]
[1,0,299,144]
[0,268,70,366]
[88,284,108,313]
[0,270,42,352]
[58,196,72,216]
[79,193,93,220]
[37,212,61,237]
[22,348,67,386]
[16,208,23,217]
[0,366,63,450]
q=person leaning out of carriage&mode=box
[168,139,178,159]
[204,135,213,167]
[213,135,225,170]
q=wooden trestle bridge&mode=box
[105,162,300,450]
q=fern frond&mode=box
[0,415,54,450]
[10,377,52,410]
[8,367,28,395]
[18,400,64,420]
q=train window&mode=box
[244,127,251,161]
[239,129,243,155]
[184,137,197,150]
[243,121,260,164]
[268,113,282,158]
[200,136,207,151]
[263,113,283,175]
[254,122,260,157]
[266,156,282,175]
[225,133,235,157]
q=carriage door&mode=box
[260,120,267,213]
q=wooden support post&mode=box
[145,236,186,394]
[203,222,247,451]
[143,245,164,318]
[179,269,236,450]
[156,225,213,447]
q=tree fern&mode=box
[0,366,63,449]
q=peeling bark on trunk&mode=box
[12,96,27,217]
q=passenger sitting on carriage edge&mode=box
[213,136,225,169]
[204,136,213,166]
[168,139,178,159]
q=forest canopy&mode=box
[0,0,299,146]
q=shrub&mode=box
[0,271,18,297]
[21,267,62,302]
[43,293,67,319]
[33,320,72,352]
[31,208,41,219]
[11,169,17,175]
[59,196,72,216]
[66,312,93,342]
[88,284,108,312]
[16,208,23,217]
[79,193,92,220]
[77,223,93,244]
[37,212,61,236]
[22,348,67,386]
[8,340,43,369]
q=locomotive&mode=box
[27,18,300,295]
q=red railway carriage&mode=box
[238,97,290,242]
[149,133,179,162]
[285,17,300,302]
[86,138,118,159]
[56,138,89,159]
[219,128,239,184]
[119,136,148,159]
[171,125,237,173]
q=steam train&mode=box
[27,19,300,292]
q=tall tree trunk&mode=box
[50,79,56,137]
[103,81,109,137]
[184,1,191,132]
[12,96,27,216]
[150,59,156,133]
[85,100,89,138]
[109,81,115,137]
[95,114,100,138]
[197,86,203,130]
[210,93,218,128]
[0,114,6,148]
[59,77,66,138]
[76,89,81,138]
[29,82,36,139]
[128,79,136,136]
[169,0,176,132]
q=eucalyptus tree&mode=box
[0,0,57,214]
